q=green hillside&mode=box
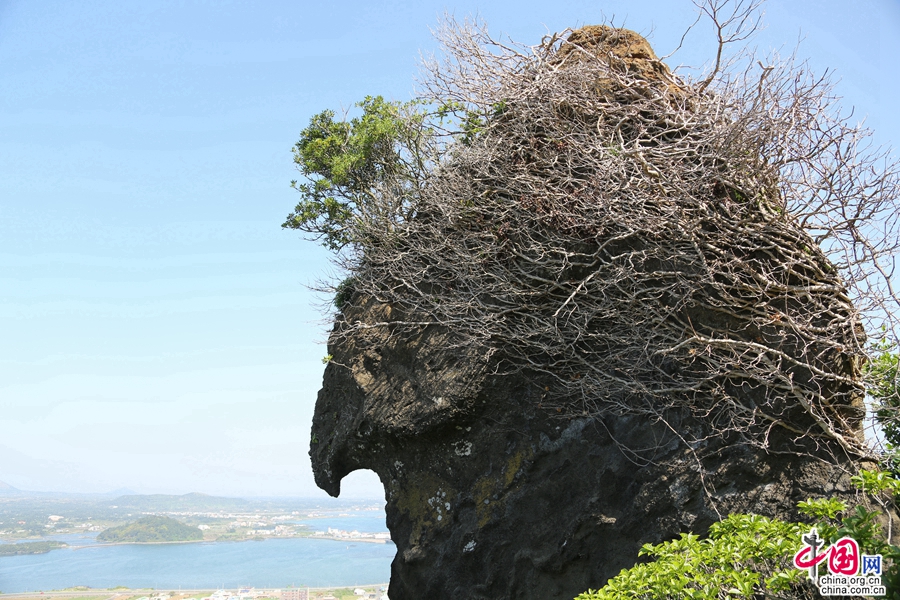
[0,541,67,556]
[97,515,202,543]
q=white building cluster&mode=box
[310,527,391,542]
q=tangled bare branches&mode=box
[305,1,900,458]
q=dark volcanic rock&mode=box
[310,300,861,600]
[308,26,870,600]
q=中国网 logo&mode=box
[793,528,886,596]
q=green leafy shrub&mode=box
[332,276,358,310]
[870,342,900,448]
[576,515,805,600]
[576,470,900,600]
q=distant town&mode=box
[0,491,391,549]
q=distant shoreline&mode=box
[307,535,390,544]
[68,539,207,549]
[0,584,391,598]
[61,535,392,549]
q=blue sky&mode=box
[1,0,898,498]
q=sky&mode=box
[1,0,898,499]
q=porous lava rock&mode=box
[308,27,868,600]
[311,304,862,600]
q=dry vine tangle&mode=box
[325,3,900,462]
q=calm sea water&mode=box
[298,514,387,533]
[0,515,394,593]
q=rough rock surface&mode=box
[308,27,867,600]
[311,303,861,600]
[553,24,672,79]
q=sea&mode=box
[0,513,393,593]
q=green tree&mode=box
[871,342,900,448]
[283,95,435,251]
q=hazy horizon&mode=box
[0,479,389,502]
[0,470,384,499]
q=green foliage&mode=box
[284,96,431,251]
[0,540,67,556]
[851,468,900,495]
[576,515,804,600]
[796,497,845,521]
[285,94,511,253]
[576,470,900,600]
[870,341,900,447]
[436,99,508,145]
[97,515,202,543]
[333,276,358,310]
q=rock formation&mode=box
[311,299,862,600]
[308,26,868,600]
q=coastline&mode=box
[0,537,396,594]
[57,535,392,550]
[0,584,390,599]
[306,536,389,545]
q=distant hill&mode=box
[0,480,21,495]
[112,492,250,512]
[97,515,202,543]
[0,541,67,556]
